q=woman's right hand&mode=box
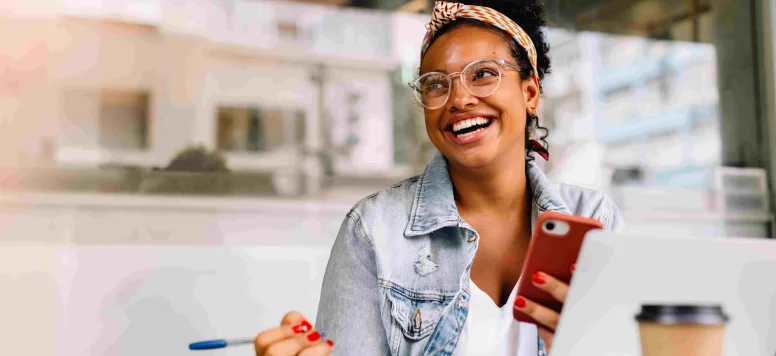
[254,311,334,356]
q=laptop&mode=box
[551,231,776,356]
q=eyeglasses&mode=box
[408,59,522,110]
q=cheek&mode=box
[487,94,527,133]
[503,110,527,137]
[423,110,442,135]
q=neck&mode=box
[449,153,531,217]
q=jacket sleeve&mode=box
[605,195,625,232]
[315,210,390,354]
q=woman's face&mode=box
[420,25,540,170]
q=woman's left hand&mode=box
[514,265,575,354]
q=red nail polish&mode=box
[515,297,526,308]
[326,340,334,347]
[571,263,577,273]
[307,331,321,342]
[532,272,546,285]
[292,320,312,334]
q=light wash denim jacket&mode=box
[316,153,623,355]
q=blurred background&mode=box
[1,0,775,355]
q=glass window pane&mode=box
[216,107,304,153]
[99,89,149,150]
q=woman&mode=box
[253,0,622,355]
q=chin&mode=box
[444,145,501,169]
[442,140,527,171]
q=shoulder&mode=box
[344,175,420,239]
[554,183,623,231]
[351,175,419,216]
[554,183,609,210]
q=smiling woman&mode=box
[250,1,623,356]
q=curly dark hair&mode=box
[423,0,551,160]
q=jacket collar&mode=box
[404,152,570,237]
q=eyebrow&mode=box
[419,68,445,76]
[422,58,509,75]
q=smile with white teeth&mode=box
[451,117,493,137]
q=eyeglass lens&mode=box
[413,60,503,109]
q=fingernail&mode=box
[326,340,334,347]
[571,263,577,273]
[515,297,526,308]
[307,331,321,342]
[292,320,312,334]
[532,272,546,285]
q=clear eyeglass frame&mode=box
[407,59,522,110]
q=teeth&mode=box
[452,117,490,133]
[457,128,485,139]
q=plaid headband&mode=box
[420,1,539,83]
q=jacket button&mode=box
[467,235,477,243]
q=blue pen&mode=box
[189,332,327,351]
[189,338,254,350]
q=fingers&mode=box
[280,311,308,327]
[255,322,311,351]
[254,326,296,356]
[519,270,571,333]
[299,340,335,356]
[537,326,554,354]
[255,312,315,356]
[254,312,334,356]
[531,272,569,302]
[263,331,326,356]
[514,296,560,330]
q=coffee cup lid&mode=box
[635,305,729,325]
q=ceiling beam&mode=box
[292,0,351,6]
[397,0,427,13]
[349,0,432,11]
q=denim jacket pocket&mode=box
[387,287,455,341]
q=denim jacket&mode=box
[316,153,623,355]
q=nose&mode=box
[447,74,477,110]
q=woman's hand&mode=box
[254,311,334,356]
[514,264,575,354]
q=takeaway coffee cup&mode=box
[635,304,729,356]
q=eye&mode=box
[423,80,448,92]
[472,68,498,81]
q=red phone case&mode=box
[513,211,603,324]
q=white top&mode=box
[454,280,538,356]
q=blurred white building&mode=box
[542,30,720,190]
[0,0,428,196]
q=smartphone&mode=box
[513,211,603,324]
